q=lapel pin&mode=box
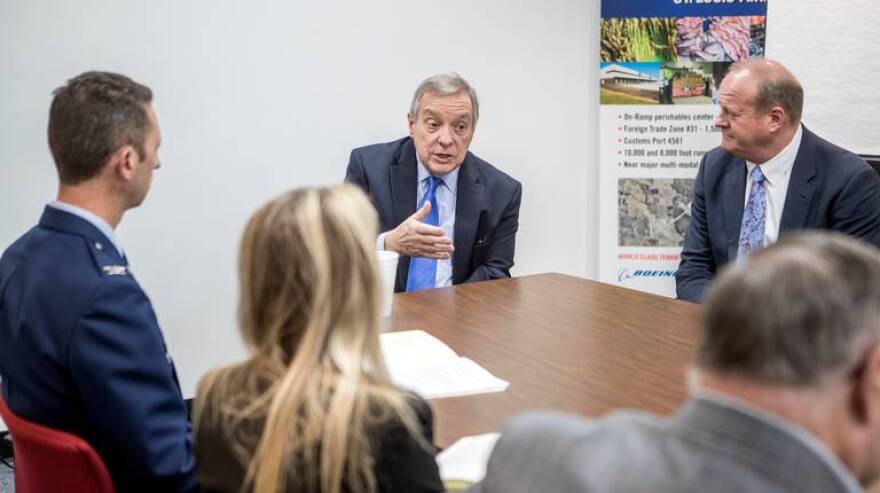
[102,265,128,276]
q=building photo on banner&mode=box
[598,0,768,297]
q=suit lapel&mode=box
[453,155,484,283]
[779,128,817,233]
[721,158,747,253]
[390,138,419,227]
[389,139,419,290]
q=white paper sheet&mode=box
[437,432,502,484]
[380,330,509,400]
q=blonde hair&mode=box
[195,185,424,493]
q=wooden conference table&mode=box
[389,273,702,448]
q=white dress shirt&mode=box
[744,124,803,246]
[377,158,459,288]
[48,200,124,257]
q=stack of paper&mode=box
[437,432,502,486]
[380,330,509,400]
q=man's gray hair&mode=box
[699,232,880,385]
[409,72,479,125]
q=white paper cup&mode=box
[376,250,399,318]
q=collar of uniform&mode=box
[746,124,803,186]
[417,155,461,195]
[46,201,124,258]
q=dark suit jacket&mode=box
[0,207,197,492]
[345,137,522,292]
[473,398,859,493]
[676,127,880,303]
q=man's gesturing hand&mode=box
[384,202,454,259]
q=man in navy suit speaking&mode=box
[346,73,522,292]
[0,72,196,491]
[676,59,880,303]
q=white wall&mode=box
[767,0,880,155]
[0,0,600,396]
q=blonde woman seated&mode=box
[193,185,443,493]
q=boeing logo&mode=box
[618,268,677,282]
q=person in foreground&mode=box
[0,72,196,490]
[345,72,522,292]
[676,58,880,303]
[193,185,443,493]
[476,231,880,493]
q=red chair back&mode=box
[0,394,114,493]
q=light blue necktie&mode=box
[406,176,442,292]
[737,166,766,258]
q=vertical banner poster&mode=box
[598,0,768,297]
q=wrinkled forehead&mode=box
[719,74,760,110]
[418,91,474,119]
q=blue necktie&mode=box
[406,176,441,292]
[738,166,767,258]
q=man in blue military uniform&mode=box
[0,72,196,491]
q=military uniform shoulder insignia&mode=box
[102,265,128,276]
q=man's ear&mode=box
[852,344,880,425]
[766,105,786,133]
[107,145,137,181]
[407,112,415,136]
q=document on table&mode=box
[437,432,502,486]
[380,330,509,400]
